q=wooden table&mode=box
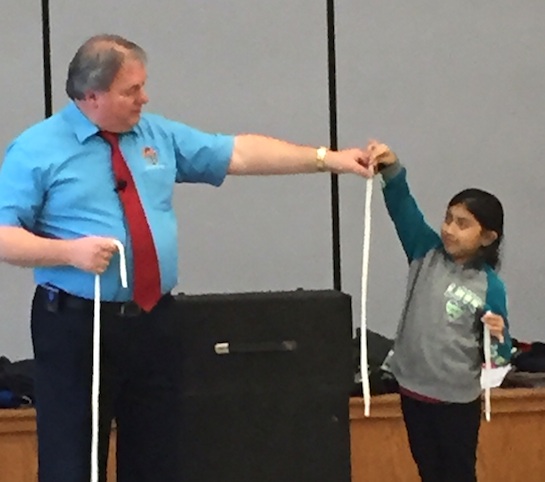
[350,388,545,482]
[0,408,116,482]
[2,388,545,482]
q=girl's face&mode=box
[440,203,497,264]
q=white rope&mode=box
[483,313,492,422]
[91,240,127,482]
[360,177,374,417]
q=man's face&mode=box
[90,58,149,133]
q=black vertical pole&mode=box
[41,0,53,118]
[326,0,341,291]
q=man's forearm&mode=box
[0,226,72,267]
[228,134,323,175]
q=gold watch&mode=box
[316,146,328,172]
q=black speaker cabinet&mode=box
[174,289,353,482]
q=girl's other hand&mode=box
[481,311,505,343]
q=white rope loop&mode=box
[360,177,374,417]
[91,240,127,482]
[483,311,492,422]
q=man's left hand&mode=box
[326,148,374,178]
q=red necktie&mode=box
[100,131,162,312]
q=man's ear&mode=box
[83,90,98,105]
[481,230,498,247]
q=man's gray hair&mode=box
[66,34,147,100]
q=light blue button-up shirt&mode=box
[0,102,234,300]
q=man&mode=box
[0,34,372,482]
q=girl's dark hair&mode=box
[448,188,504,270]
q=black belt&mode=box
[38,285,171,317]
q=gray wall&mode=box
[1,1,544,359]
[0,1,44,359]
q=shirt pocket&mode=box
[141,165,176,211]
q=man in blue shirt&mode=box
[0,34,373,482]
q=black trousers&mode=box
[400,393,482,482]
[31,286,184,482]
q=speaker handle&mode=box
[214,340,297,355]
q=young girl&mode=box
[368,141,512,482]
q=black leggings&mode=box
[400,394,481,482]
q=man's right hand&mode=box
[67,236,119,274]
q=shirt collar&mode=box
[61,101,137,142]
[61,101,100,143]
